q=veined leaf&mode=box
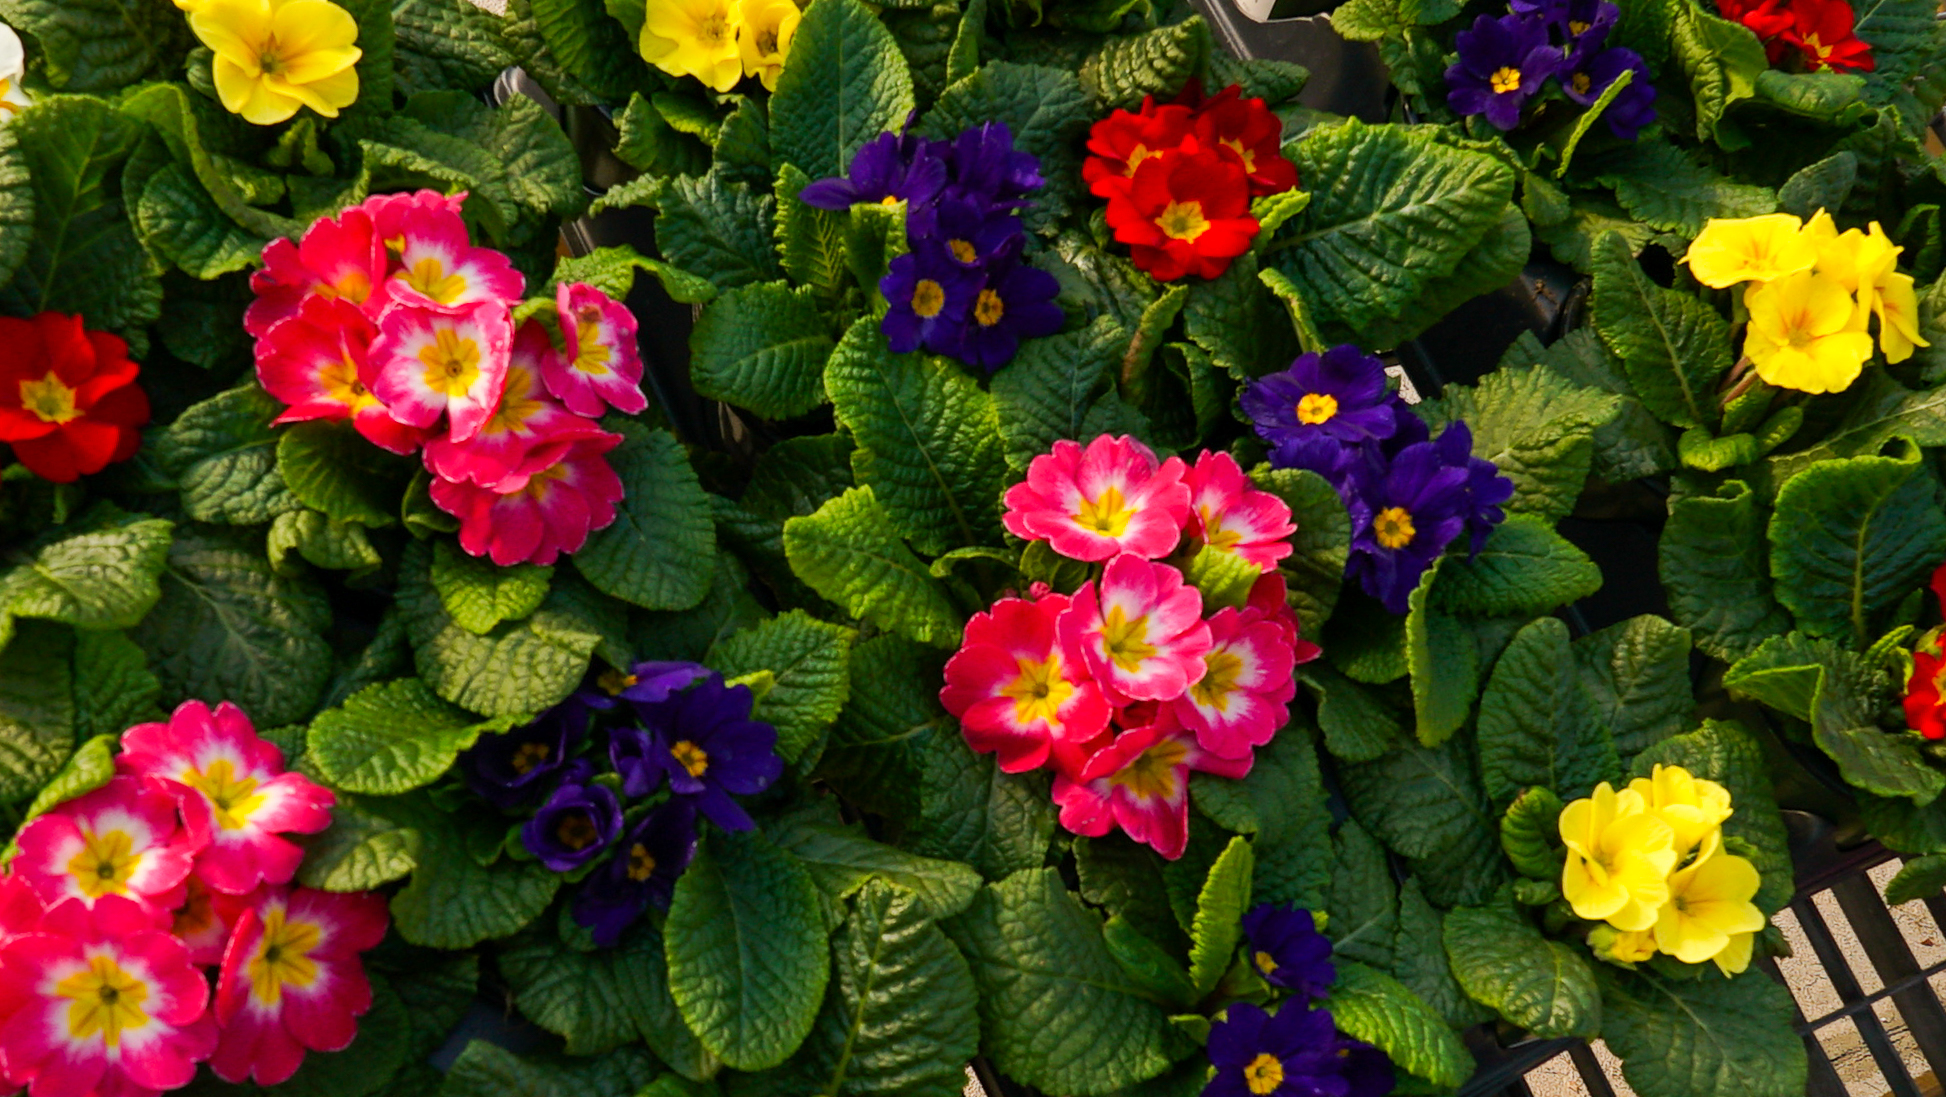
[768,0,914,182]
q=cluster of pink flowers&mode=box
[0,701,385,1097]
[248,190,648,566]
[941,435,1320,859]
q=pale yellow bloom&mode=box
[1714,931,1756,976]
[1652,835,1767,964]
[1684,213,1818,288]
[642,0,744,93]
[1588,924,1658,964]
[1560,783,1678,933]
[191,0,361,126]
[1743,270,1876,394]
[1861,224,1930,364]
[1628,764,1732,857]
[736,0,798,92]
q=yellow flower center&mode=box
[401,257,468,305]
[1124,143,1155,176]
[1201,506,1243,550]
[1190,648,1246,712]
[628,842,657,881]
[574,310,612,375]
[755,28,780,54]
[1000,655,1075,725]
[317,269,372,305]
[181,759,266,831]
[1074,485,1136,536]
[1569,19,1590,33]
[1156,200,1210,242]
[1107,736,1191,799]
[523,461,569,500]
[1255,950,1279,977]
[320,355,369,408]
[1571,72,1591,95]
[556,813,599,850]
[1244,1053,1285,1095]
[486,366,545,434]
[949,239,977,264]
[911,279,946,319]
[699,12,731,45]
[1295,392,1338,425]
[1373,506,1416,550]
[975,289,1005,327]
[672,740,710,778]
[1490,67,1523,94]
[19,372,80,424]
[1099,605,1157,673]
[510,741,551,775]
[247,906,321,1006]
[419,327,482,397]
[599,669,639,695]
[66,828,140,900]
[1221,137,1258,174]
[58,954,150,1049]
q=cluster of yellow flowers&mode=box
[1559,765,1766,975]
[174,0,362,125]
[642,0,800,93]
[1684,210,1929,396]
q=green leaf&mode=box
[0,0,183,90]
[656,171,782,290]
[1432,515,1601,617]
[1416,367,1621,522]
[379,792,561,948]
[816,635,949,816]
[1190,728,1334,911]
[920,63,1094,229]
[1660,479,1791,661]
[1591,232,1733,430]
[1885,852,1946,904]
[575,422,716,612]
[800,879,982,1097]
[667,828,831,1071]
[129,526,330,728]
[783,487,964,648]
[1327,960,1474,1089]
[269,510,382,579]
[1599,967,1807,1097]
[296,795,417,892]
[773,163,850,303]
[549,243,715,304]
[1672,1,1770,145]
[1501,786,1567,880]
[1595,144,1776,236]
[276,420,410,528]
[0,621,73,801]
[1300,664,1401,760]
[1338,730,1502,879]
[130,159,264,280]
[1187,836,1253,999]
[1180,544,1261,614]
[440,1042,660,1097]
[706,611,853,765]
[902,730,1056,880]
[1353,204,1533,351]
[0,504,172,636]
[430,540,552,635]
[768,0,915,181]
[1443,900,1602,1038]
[1777,151,1859,218]
[825,318,1007,556]
[308,679,522,795]
[690,281,834,420]
[1760,372,1946,488]
[1478,617,1622,808]
[992,316,1128,472]
[1770,440,1946,643]
[17,731,114,824]
[154,387,300,526]
[1250,467,1351,637]
[120,83,302,242]
[945,868,1183,1095]
[1633,719,1795,914]
[1079,17,1211,110]
[1498,329,1674,482]
[1183,247,1298,381]
[499,923,680,1055]
[1324,821,1397,968]
[1574,615,1695,759]
[770,815,981,921]
[528,0,643,101]
[1555,67,1637,177]
[1404,566,1479,747]
[392,0,517,96]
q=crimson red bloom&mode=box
[0,313,148,483]
[1780,0,1874,72]
[1083,97,1195,201]
[1907,563,1946,739]
[1186,85,1298,197]
[1105,140,1260,282]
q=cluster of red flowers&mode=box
[1906,564,1946,738]
[0,313,149,483]
[0,700,385,1097]
[1083,84,1299,283]
[941,435,1321,859]
[250,190,648,567]
[1720,0,1874,72]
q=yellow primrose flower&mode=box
[1714,931,1756,975]
[1560,783,1678,933]
[1588,924,1658,964]
[190,0,361,126]
[1683,213,1819,288]
[1628,764,1732,857]
[641,0,744,93]
[1652,836,1767,964]
[1862,224,1930,364]
[1743,270,1877,394]
[736,0,798,92]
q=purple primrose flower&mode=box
[1205,1002,1394,1097]
[572,799,699,947]
[1446,13,1561,130]
[627,676,783,832]
[1241,905,1337,1000]
[519,762,623,872]
[1243,345,1402,450]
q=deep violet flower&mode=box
[1244,344,1401,450]
[1343,438,1473,614]
[1446,13,1561,130]
[581,660,713,711]
[1563,47,1658,139]
[954,253,1065,372]
[1241,905,1336,999]
[519,763,623,872]
[459,702,588,810]
[946,121,1044,209]
[881,245,983,356]
[626,676,783,832]
[1432,421,1515,555]
[1205,1002,1394,1097]
[572,799,698,947]
[797,127,950,214]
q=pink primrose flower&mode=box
[545,283,647,417]
[941,591,1112,779]
[429,433,625,566]
[11,777,201,918]
[368,302,512,442]
[209,887,388,1086]
[118,701,335,896]
[1050,708,1250,859]
[422,321,611,492]
[0,896,217,1097]
[382,200,524,313]
[1244,572,1321,666]
[1058,554,1211,705]
[1183,450,1295,569]
[361,189,465,254]
[171,879,245,968]
[1170,605,1298,760]
[254,296,432,456]
[245,206,388,339]
[1002,435,1191,562]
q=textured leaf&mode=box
[825,318,1006,556]
[1885,853,1946,904]
[380,792,561,948]
[944,868,1182,1095]
[440,1042,659,1097]
[1404,568,1479,747]
[1416,367,1620,522]
[549,242,715,304]
[1080,17,1210,110]
[1443,901,1601,1038]
[576,422,716,612]
[297,796,417,892]
[1324,821,1397,969]
[656,171,782,290]
[768,0,915,181]
[992,316,1127,472]
[1327,961,1473,1089]
[1596,144,1776,235]
[707,611,853,765]
[1672,2,1769,144]
[920,63,1094,229]
[499,923,677,1055]
[1574,615,1694,759]
[1599,967,1806,1097]
[1762,372,1946,488]
[902,729,1056,880]
[771,815,981,921]
[527,0,642,101]
[1250,467,1351,638]
[1432,515,1601,617]
[1299,663,1399,763]
[816,635,953,821]
[276,420,410,528]
[667,828,831,1071]
[690,281,834,419]
[1338,731,1498,865]
[1660,479,1791,661]
[1477,617,1622,807]
[1352,204,1532,351]
[308,679,522,795]
[430,540,551,636]
[131,159,263,279]
[1187,836,1253,1000]
[1502,328,1677,482]
[71,629,160,743]
[1592,233,1733,430]
[1190,728,1333,911]
[0,622,74,802]
[154,387,300,526]
[773,162,850,302]
[783,487,964,648]
[0,505,171,636]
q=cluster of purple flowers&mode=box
[1206,905,1393,1097]
[1242,345,1513,615]
[458,660,782,946]
[801,121,1064,372]
[1445,0,1657,139]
